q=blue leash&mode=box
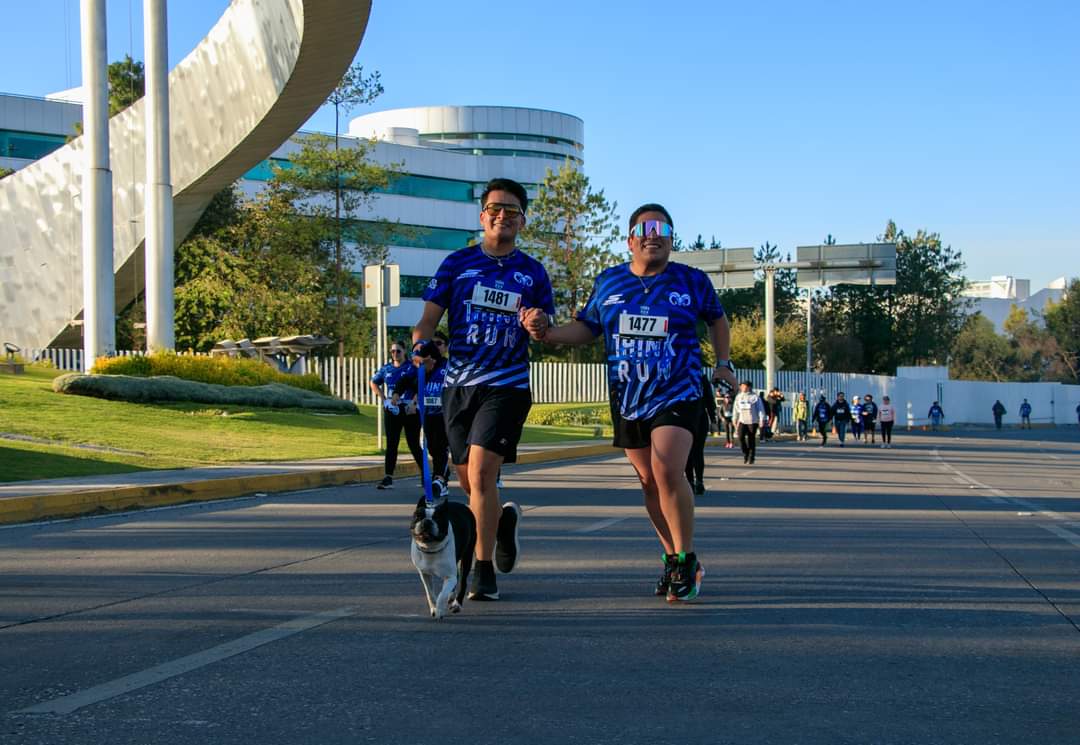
[417,362,434,505]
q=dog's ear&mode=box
[415,496,428,512]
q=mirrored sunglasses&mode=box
[630,219,673,238]
[482,203,523,217]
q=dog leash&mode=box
[417,362,434,505]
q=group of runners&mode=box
[369,177,735,603]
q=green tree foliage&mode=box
[72,55,145,137]
[0,166,13,180]
[813,221,969,373]
[107,55,145,114]
[949,313,1014,381]
[173,188,248,351]
[728,314,807,371]
[949,304,1074,383]
[520,161,621,324]
[1043,278,1080,383]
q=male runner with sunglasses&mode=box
[523,204,738,602]
[412,178,555,601]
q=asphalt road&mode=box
[2,429,1079,744]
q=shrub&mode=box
[92,352,329,395]
[54,373,357,413]
[527,405,611,427]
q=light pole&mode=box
[80,0,115,370]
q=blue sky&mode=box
[2,1,1077,289]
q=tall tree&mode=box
[813,220,969,373]
[323,65,383,357]
[949,313,1014,381]
[519,161,621,324]
[1043,278,1080,383]
[269,131,398,354]
[0,166,12,180]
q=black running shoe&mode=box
[376,475,393,490]
[654,553,676,596]
[468,560,499,601]
[667,552,704,602]
[494,502,521,573]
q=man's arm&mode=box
[540,319,598,346]
[413,301,445,344]
[708,315,737,393]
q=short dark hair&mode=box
[481,178,528,213]
[628,203,674,230]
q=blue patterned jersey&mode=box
[371,362,416,402]
[422,244,555,389]
[577,262,725,421]
[393,359,449,415]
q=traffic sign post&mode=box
[363,263,401,452]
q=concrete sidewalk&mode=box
[0,440,620,525]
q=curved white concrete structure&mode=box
[0,0,373,350]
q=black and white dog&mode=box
[410,496,476,619]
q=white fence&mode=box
[21,348,1080,426]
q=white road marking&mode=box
[1040,524,1080,549]
[17,605,359,715]
[951,476,968,485]
[573,516,629,534]
[931,448,1071,520]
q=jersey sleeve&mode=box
[575,276,604,336]
[421,252,456,308]
[370,364,386,385]
[693,268,725,322]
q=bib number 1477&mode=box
[618,313,668,338]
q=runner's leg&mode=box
[650,426,695,553]
[625,446,674,554]
[384,409,403,475]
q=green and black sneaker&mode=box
[667,551,704,602]
[654,553,677,597]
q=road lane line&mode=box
[573,516,630,534]
[1040,524,1080,549]
[17,605,360,715]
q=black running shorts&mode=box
[442,385,532,465]
[611,395,701,450]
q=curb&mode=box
[0,442,622,526]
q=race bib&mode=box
[618,312,668,339]
[423,396,441,408]
[470,283,521,314]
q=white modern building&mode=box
[962,275,1067,332]
[1,95,584,340]
[251,105,585,328]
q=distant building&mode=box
[962,275,1066,332]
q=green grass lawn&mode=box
[0,368,609,482]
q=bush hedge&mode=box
[92,352,329,395]
[54,373,357,413]
[527,405,611,427]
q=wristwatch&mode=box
[713,359,735,374]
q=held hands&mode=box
[519,306,549,341]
